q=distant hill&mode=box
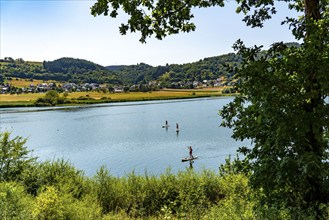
[106,65,127,71]
[285,42,301,48]
[1,57,118,84]
[103,53,241,85]
[43,57,106,73]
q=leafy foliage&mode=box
[0,132,37,182]
[221,38,329,207]
[0,182,33,219]
[220,2,329,214]
[34,90,66,106]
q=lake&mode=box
[0,97,249,176]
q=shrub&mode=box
[32,186,65,219]
[0,182,33,219]
[0,131,37,182]
[37,159,87,198]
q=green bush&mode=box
[207,174,254,220]
[31,186,102,220]
[77,96,94,100]
[37,159,87,198]
[0,182,33,219]
[32,186,65,220]
[93,166,128,214]
[0,132,37,182]
[63,194,102,220]
[33,90,67,106]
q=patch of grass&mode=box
[0,62,12,66]
[0,93,44,102]
[26,61,42,66]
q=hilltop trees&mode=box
[43,57,105,73]
[91,0,329,216]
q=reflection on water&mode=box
[0,97,250,176]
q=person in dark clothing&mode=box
[188,146,193,158]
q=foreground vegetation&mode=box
[1,131,328,219]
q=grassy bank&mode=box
[0,88,228,107]
[1,162,255,220]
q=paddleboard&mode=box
[182,156,198,162]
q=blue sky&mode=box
[1,0,299,66]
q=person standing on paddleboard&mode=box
[188,146,193,159]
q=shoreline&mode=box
[0,89,234,108]
[0,96,233,114]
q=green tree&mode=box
[0,73,4,83]
[0,132,37,182]
[91,0,329,216]
[63,91,69,98]
[35,90,60,106]
[44,90,59,102]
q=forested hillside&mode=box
[0,58,121,84]
[1,53,241,86]
[106,53,240,86]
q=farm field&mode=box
[4,78,60,88]
[0,88,228,107]
[70,89,222,100]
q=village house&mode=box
[0,84,9,94]
[114,86,124,93]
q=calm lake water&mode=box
[0,97,249,176]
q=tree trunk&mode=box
[303,0,327,214]
[305,0,321,20]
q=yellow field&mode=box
[0,93,44,102]
[0,61,42,65]
[69,90,219,100]
[0,88,226,104]
[5,78,60,88]
[26,61,42,66]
